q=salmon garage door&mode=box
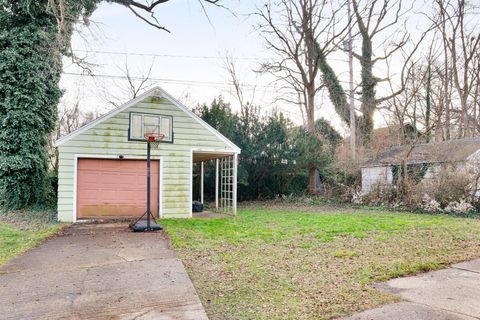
[77,159,159,219]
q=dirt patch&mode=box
[240,200,358,213]
[192,211,233,219]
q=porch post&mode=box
[200,161,204,204]
[215,158,219,209]
[233,153,238,215]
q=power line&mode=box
[63,71,353,86]
[62,71,356,98]
[63,71,267,88]
[62,71,368,115]
[72,49,265,61]
[71,49,351,63]
[61,71,285,93]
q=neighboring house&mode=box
[335,123,420,170]
[361,137,480,193]
[55,87,240,222]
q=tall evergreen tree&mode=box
[194,98,340,200]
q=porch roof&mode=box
[192,152,234,163]
[362,137,480,168]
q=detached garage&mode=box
[55,86,240,222]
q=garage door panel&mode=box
[117,190,145,201]
[77,159,159,219]
[81,172,100,184]
[80,191,102,202]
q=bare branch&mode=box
[126,5,171,32]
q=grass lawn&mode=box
[163,207,480,320]
[0,222,62,267]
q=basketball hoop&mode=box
[144,132,165,149]
[130,130,166,232]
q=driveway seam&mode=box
[451,266,480,275]
[405,300,480,320]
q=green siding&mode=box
[57,96,235,222]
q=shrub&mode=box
[361,183,399,207]
[444,200,474,213]
[43,171,58,208]
[325,148,362,202]
[413,165,473,208]
[361,164,480,214]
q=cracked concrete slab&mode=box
[0,223,208,320]
[342,259,480,320]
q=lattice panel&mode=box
[219,156,234,213]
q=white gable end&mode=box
[55,86,240,153]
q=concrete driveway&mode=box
[0,223,208,320]
[343,259,480,320]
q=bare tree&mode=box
[435,0,480,138]
[120,57,156,99]
[471,49,480,135]
[352,0,407,142]
[49,0,224,34]
[224,55,255,110]
[256,0,346,193]
[224,56,262,147]
[100,58,157,108]
[381,63,424,139]
[49,98,97,171]
[380,34,446,144]
[410,0,480,140]
[45,0,227,74]
[374,0,480,146]
[321,0,429,146]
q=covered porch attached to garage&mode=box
[192,151,238,215]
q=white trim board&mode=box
[189,149,193,218]
[159,156,164,218]
[158,87,241,153]
[72,154,162,222]
[55,86,241,153]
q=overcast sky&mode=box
[60,0,429,133]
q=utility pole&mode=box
[347,0,356,159]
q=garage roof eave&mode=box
[54,88,159,148]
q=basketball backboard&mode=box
[129,112,173,142]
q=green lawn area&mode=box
[162,208,480,320]
[0,222,62,266]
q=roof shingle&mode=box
[362,137,480,167]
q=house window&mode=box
[129,112,173,142]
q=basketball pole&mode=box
[147,140,151,230]
[129,133,162,232]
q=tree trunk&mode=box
[358,30,376,145]
[308,166,316,194]
[425,62,432,142]
[306,89,317,194]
